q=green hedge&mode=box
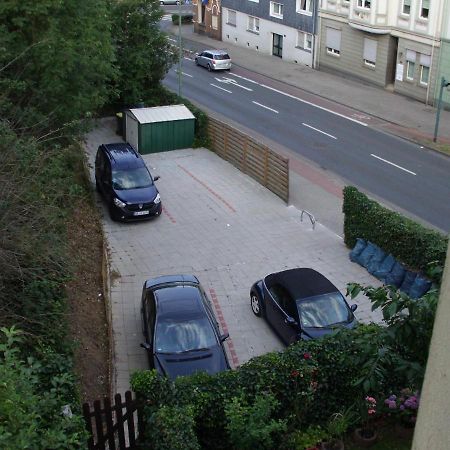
[343,186,447,277]
[131,326,396,450]
[171,14,193,24]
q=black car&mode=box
[95,143,161,221]
[140,275,231,379]
[250,268,358,345]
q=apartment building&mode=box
[221,0,319,67]
[434,0,450,108]
[319,0,445,104]
[193,0,222,40]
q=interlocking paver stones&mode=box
[84,119,382,394]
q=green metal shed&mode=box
[125,104,195,154]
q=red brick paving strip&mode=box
[161,205,176,223]
[209,288,240,368]
[178,164,237,213]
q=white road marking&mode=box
[210,83,232,93]
[229,73,368,126]
[252,101,279,114]
[215,77,253,91]
[302,123,337,139]
[182,72,193,77]
[371,154,417,175]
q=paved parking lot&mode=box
[85,118,381,394]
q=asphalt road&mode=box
[162,56,450,233]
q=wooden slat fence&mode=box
[83,391,143,450]
[207,116,289,202]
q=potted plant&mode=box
[322,408,356,450]
[353,396,378,447]
[286,426,327,450]
[383,388,420,438]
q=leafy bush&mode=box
[343,186,447,281]
[225,393,287,450]
[171,13,193,24]
[0,327,87,450]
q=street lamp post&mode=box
[433,77,450,143]
[177,0,182,98]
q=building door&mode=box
[386,35,398,87]
[272,33,283,58]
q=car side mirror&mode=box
[153,175,160,181]
[284,316,298,327]
[351,304,358,312]
[220,332,229,342]
[140,342,151,351]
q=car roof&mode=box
[203,49,229,55]
[264,268,339,301]
[155,285,206,320]
[101,143,145,170]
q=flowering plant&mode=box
[383,388,420,427]
[357,396,377,438]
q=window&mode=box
[247,16,260,33]
[270,2,283,18]
[326,27,341,56]
[297,31,312,51]
[296,0,313,15]
[212,15,218,30]
[402,0,411,15]
[227,9,236,26]
[363,38,377,68]
[406,50,416,80]
[420,0,429,19]
[357,0,371,8]
[419,53,431,85]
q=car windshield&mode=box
[155,317,217,353]
[296,292,353,328]
[214,54,230,60]
[112,167,152,190]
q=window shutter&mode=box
[406,49,416,62]
[326,28,341,51]
[422,0,430,8]
[363,38,377,62]
[420,54,431,66]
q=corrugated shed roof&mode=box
[128,104,195,124]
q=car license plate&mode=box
[133,210,149,216]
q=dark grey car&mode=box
[195,49,231,71]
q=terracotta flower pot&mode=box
[353,428,378,447]
[321,438,345,450]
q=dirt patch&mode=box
[66,199,110,403]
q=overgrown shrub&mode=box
[343,186,447,280]
[171,13,193,24]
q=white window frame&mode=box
[363,38,377,68]
[227,9,237,26]
[326,27,341,57]
[296,0,313,16]
[247,15,260,33]
[419,0,429,19]
[419,53,431,86]
[420,65,430,85]
[357,0,371,9]
[270,2,283,18]
[401,0,411,15]
[297,31,312,51]
[406,60,415,80]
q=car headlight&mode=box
[154,193,161,204]
[113,197,126,208]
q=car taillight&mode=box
[212,59,216,64]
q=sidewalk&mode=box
[170,23,450,151]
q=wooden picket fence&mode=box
[207,116,289,203]
[82,391,143,450]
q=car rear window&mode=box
[214,54,230,60]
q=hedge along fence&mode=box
[171,13,193,24]
[130,327,388,450]
[343,186,448,278]
[207,117,289,203]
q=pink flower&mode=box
[368,409,376,415]
[291,370,299,378]
[303,352,311,360]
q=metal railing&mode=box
[300,210,316,230]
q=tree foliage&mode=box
[111,0,177,106]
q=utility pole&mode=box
[178,1,182,98]
[433,77,450,142]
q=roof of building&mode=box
[128,104,195,124]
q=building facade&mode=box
[434,0,450,108]
[193,0,222,40]
[221,0,319,67]
[319,0,445,104]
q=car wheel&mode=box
[195,58,199,66]
[108,203,119,222]
[95,177,101,193]
[250,292,262,317]
[207,63,212,72]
